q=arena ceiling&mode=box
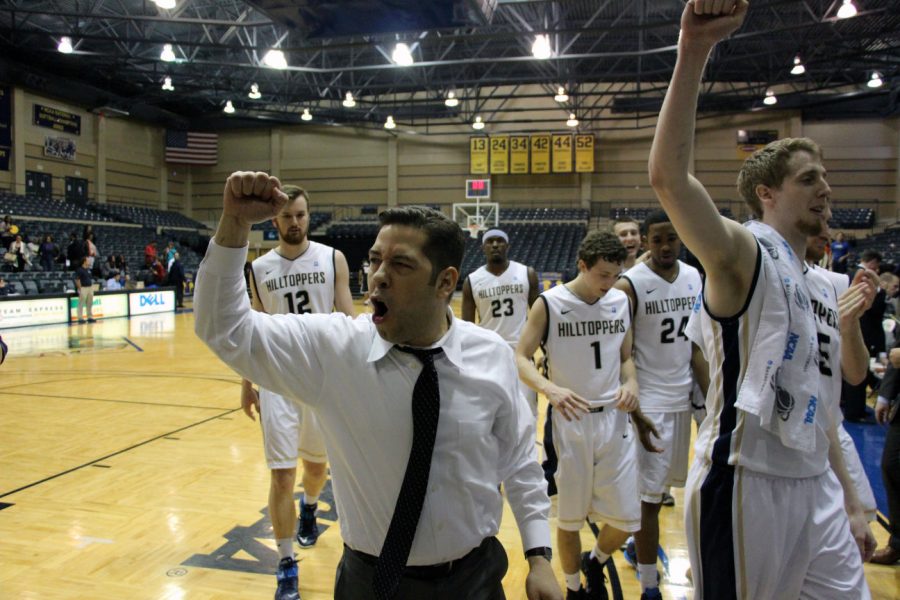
[0,0,898,135]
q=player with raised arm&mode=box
[648,2,875,597]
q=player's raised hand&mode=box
[680,0,749,48]
[223,171,288,225]
[545,384,590,421]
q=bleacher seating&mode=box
[499,207,588,222]
[0,191,112,222]
[830,208,875,230]
[88,202,206,229]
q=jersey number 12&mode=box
[284,290,311,314]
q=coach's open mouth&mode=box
[371,298,388,323]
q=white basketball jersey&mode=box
[623,260,702,412]
[468,261,531,347]
[250,241,336,315]
[541,284,630,407]
[807,265,844,426]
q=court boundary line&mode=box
[0,390,237,411]
[0,407,241,499]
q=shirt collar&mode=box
[366,309,464,370]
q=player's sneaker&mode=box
[640,588,663,600]
[623,537,637,568]
[661,491,675,506]
[275,556,300,600]
[581,552,609,600]
[296,502,319,548]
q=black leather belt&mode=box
[588,405,605,413]
[344,537,488,580]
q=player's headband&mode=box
[482,229,508,243]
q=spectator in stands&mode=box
[165,241,177,269]
[85,233,98,272]
[100,255,117,280]
[832,231,851,273]
[843,249,887,422]
[74,257,95,323]
[150,257,167,286]
[105,272,124,291]
[167,252,185,308]
[0,275,9,296]
[0,214,15,248]
[882,272,900,318]
[82,224,95,244]
[145,240,158,267]
[114,254,127,274]
[39,234,58,272]
[66,232,85,271]
[8,234,30,272]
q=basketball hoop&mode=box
[468,223,481,239]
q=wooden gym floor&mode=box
[0,299,897,599]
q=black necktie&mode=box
[372,346,443,600]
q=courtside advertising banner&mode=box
[68,293,128,321]
[128,289,176,315]
[0,297,69,328]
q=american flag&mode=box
[165,130,218,165]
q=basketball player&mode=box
[612,218,642,270]
[240,185,354,600]
[806,232,879,524]
[614,210,705,600]
[648,2,876,598]
[516,230,641,600]
[462,228,540,413]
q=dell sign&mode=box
[128,290,176,316]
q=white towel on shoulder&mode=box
[737,221,820,453]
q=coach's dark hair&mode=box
[378,206,465,284]
[281,184,310,207]
[641,209,672,236]
[578,230,627,269]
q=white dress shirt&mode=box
[194,240,551,565]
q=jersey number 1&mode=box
[284,290,311,314]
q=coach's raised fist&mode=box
[222,171,288,225]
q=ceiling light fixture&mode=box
[554,86,569,103]
[153,0,176,9]
[444,91,459,107]
[384,116,396,130]
[301,108,312,121]
[162,76,174,91]
[837,0,858,19]
[342,92,356,108]
[867,71,883,88]
[566,113,579,127]
[160,43,176,62]
[223,100,235,114]
[763,89,778,105]
[472,115,485,130]
[531,34,551,59]
[790,56,805,75]
[263,49,287,69]
[391,43,414,66]
[58,36,74,54]
[248,83,261,99]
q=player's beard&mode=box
[277,224,306,245]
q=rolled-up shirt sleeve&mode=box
[194,239,326,406]
[494,345,552,552]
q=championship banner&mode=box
[736,129,778,159]
[575,134,595,173]
[530,134,550,174]
[489,135,509,175]
[33,104,81,135]
[0,85,10,171]
[551,134,573,173]
[509,135,529,174]
[469,136,489,174]
[44,136,76,161]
